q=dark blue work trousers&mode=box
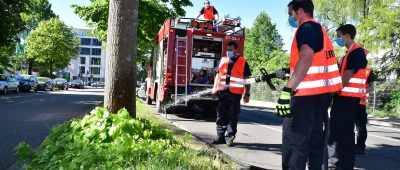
[216,90,242,137]
[329,96,359,170]
[282,93,331,170]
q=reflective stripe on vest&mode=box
[213,56,246,94]
[360,93,369,105]
[204,6,215,20]
[338,43,370,98]
[290,18,342,96]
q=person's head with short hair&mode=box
[226,41,239,58]
[204,0,211,9]
[336,24,357,48]
[287,0,314,27]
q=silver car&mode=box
[0,74,19,94]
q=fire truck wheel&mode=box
[146,94,152,105]
[156,93,162,113]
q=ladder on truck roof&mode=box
[174,36,188,106]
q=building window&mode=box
[92,39,102,46]
[80,38,91,45]
[91,48,101,56]
[90,67,101,75]
[90,58,101,65]
[79,66,85,75]
[80,57,86,64]
[80,48,90,55]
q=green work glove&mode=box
[276,87,294,117]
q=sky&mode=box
[48,0,295,51]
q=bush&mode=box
[15,107,231,169]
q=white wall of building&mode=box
[68,28,107,83]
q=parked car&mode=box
[69,80,84,89]
[54,78,68,90]
[91,81,105,88]
[16,74,38,92]
[0,74,20,94]
[37,77,54,91]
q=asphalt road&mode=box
[0,88,104,169]
[157,101,400,169]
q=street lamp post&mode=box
[86,70,89,86]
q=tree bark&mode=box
[105,0,138,117]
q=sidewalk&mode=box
[249,100,400,128]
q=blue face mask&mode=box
[288,16,299,28]
[335,37,345,47]
[227,51,235,58]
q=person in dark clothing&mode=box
[211,41,251,147]
[329,24,368,170]
[355,71,375,154]
[279,1,342,169]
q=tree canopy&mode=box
[26,18,79,77]
[72,0,193,61]
[0,0,28,46]
[314,0,400,75]
[244,11,286,75]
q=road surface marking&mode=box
[369,125,400,132]
[368,133,400,143]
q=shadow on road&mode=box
[234,142,282,153]
[355,144,400,170]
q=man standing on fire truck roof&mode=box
[211,41,251,147]
[196,0,219,21]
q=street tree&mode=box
[72,0,192,62]
[244,11,285,75]
[104,0,139,116]
[26,18,79,78]
[21,0,57,74]
[0,0,28,46]
[314,0,400,75]
[0,45,15,73]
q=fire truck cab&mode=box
[145,17,245,114]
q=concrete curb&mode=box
[142,99,268,170]
[367,116,400,128]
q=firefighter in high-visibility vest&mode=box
[278,1,342,169]
[211,41,251,147]
[355,71,375,154]
[196,0,219,21]
[329,24,369,169]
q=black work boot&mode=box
[225,135,235,147]
[211,136,226,144]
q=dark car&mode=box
[16,74,38,92]
[37,77,54,91]
[54,78,68,90]
[0,74,20,94]
[69,80,84,89]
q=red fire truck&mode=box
[145,17,245,114]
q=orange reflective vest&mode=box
[360,93,369,105]
[204,6,216,20]
[290,18,342,96]
[338,43,370,98]
[213,56,246,95]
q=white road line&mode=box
[368,134,400,143]
[254,122,283,133]
[369,125,400,132]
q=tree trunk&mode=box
[28,58,33,75]
[105,0,138,117]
